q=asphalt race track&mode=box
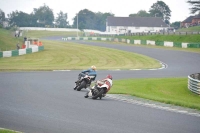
[0,38,200,133]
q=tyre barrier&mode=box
[0,46,44,58]
[62,37,200,48]
[188,73,200,95]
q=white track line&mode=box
[107,94,200,117]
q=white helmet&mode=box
[91,65,96,70]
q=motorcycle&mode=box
[86,80,111,99]
[74,73,95,91]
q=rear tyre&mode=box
[92,89,104,99]
[77,81,86,91]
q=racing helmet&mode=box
[106,74,112,80]
[91,65,96,70]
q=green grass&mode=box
[0,40,161,71]
[177,26,200,32]
[23,30,82,38]
[0,28,23,51]
[110,77,200,110]
[1,28,199,52]
[0,29,82,51]
[0,128,22,133]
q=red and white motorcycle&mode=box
[86,78,112,99]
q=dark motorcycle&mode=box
[74,73,95,91]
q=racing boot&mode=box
[74,86,77,90]
[84,87,91,98]
[84,92,89,98]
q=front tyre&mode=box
[76,80,86,91]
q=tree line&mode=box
[0,4,114,31]
[0,0,199,31]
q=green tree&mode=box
[8,11,31,27]
[187,0,200,14]
[33,4,54,27]
[73,9,96,30]
[55,11,69,28]
[0,9,5,26]
[73,9,114,31]
[129,13,137,17]
[95,12,114,31]
[170,21,181,28]
[29,12,38,27]
[129,10,150,17]
[149,1,171,23]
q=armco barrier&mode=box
[12,50,19,56]
[38,46,44,51]
[130,39,134,44]
[173,42,182,48]
[134,40,141,44]
[188,73,200,95]
[0,51,3,58]
[155,41,164,46]
[62,37,200,48]
[0,46,44,58]
[19,49,26,55]
[141,40,147,45]
[147,40,155,45]
[3,51,12,57]
[26,48,32,54]
[188,43,200,48]
[164,41,173,47]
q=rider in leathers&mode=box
[75,65,97,86]
[84,74,113,98]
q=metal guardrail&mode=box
[188,73,200,95]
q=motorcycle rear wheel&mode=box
[92,89,104,99]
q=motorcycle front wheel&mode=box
[76,80,86,91]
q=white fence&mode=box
[188,73,200,95]
[19,27,109,34]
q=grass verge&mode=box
[177,26,200,32]
[0,28,23,51]
[110,77,200,110]
[0,128,22,133]
[0,40,161,71]
[23,30,81,38]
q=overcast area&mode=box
[0,0,194,24]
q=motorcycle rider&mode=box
[84,74,113,98]
[74,65,97,89]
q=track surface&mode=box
[0,39,200,133]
